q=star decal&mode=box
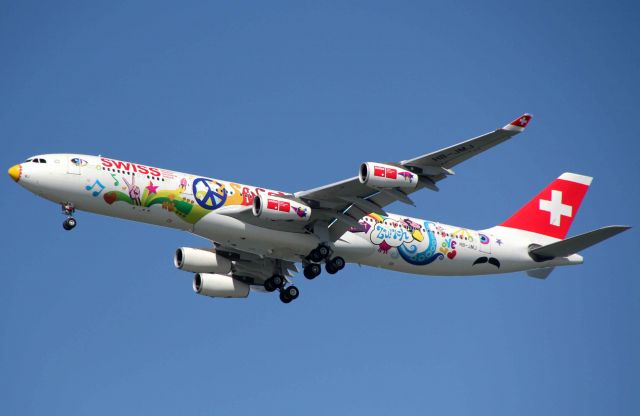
[146,182,159,194]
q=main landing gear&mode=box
[264,275,300,304]
[61,202,77,231]
[263,242,347,304]
[303,244,346,279]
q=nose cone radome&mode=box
[8,164,21,182]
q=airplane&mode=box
[7,114,630,303]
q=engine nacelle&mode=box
[174,247,232,274]
[252,195,311,222]
[193,273,250,298]
[359,162,418,189]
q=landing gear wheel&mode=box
[279,285,299,304]
[271,275,285,289]
[63,217,77,231]
[326,262,338,275]
[331,256,345,271]
[317,245,330,259]
[264,279,277,292]
[285,285,299,300]
[265,275,285,292]
[303,263,322,280]
[309,249,323,263]
[279,291,292,304]
[308,244,331,262]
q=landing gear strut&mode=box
[61,202,77,231]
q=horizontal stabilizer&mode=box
[529,225,630,260]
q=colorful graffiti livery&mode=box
[8,112,630,305]
[351,214,455,266]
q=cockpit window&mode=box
[33,159,39,163]
[24,159,32,162]
[39,158,47,163]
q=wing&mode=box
[295,113,533,240]
[215,243,298,287]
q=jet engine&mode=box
[252,195,311,221]
[193,273,250,298]
[359,162,418,189]
[174,247,232,274]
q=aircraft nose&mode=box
[8,164,21,182]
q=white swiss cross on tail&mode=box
[539,190,572,226]
[500,172,593,240]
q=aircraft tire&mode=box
[285,285,299,300]
[264,278,277,292]
[331,256,345,270]
[318,245,330,259]
[63,217,76,231]
[271,275,285,289]
[309,249,323,263]
[279,291,292,304]
[304,264,321,279]
[325,262,338,275]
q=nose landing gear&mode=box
[61,202,77,231]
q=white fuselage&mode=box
[12,154,582,276]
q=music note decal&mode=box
[110,173,119,186]
[85,180,105,197]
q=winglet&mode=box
[503,113,533,132]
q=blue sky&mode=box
[1,1,638,414]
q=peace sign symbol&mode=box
[192,178,228,210]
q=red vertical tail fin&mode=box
[500,173,592,239]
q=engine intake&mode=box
[174,247,232,274]
[252,195,311,222]
[193,273,250,298]
[359,162,417,189]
